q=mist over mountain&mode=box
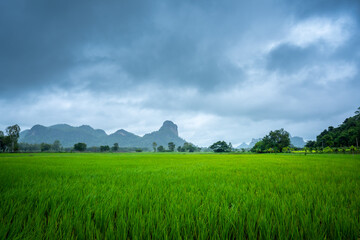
[19,121,186,148]
[236,138,262,149]
[290,136,306,148]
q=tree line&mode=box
[2,107,359,154]
[73,143,147,152]
[18,141,62,152]
[207,129,291,153]
[305,107,360,151]
[70,141,202,153]
[17,142,149,153]
[209,107,360,154]
[152,142,201,152]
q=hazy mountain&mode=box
[237,142,249,149]
[290,136,306,148]
[20,121,186,148]
[108,129,141,147]
[236,138,261,149]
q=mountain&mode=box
[141,121,184,147]
[237,142,249,149]
[290,136,306,148]
[108,129,141,147]
[19,121,186,148]
[237,138,261,149]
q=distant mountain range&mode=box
[237,136,306,149]
[237,138,262,149]
[19,120,186,148]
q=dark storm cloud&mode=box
[1,0,360,97]
[0,0,284,97]
[120,35,244,90]
[0,0,156,96]
[266,44,316,74]
[289,0,360,20]
[1,0,360,145]
[0,1,86,95]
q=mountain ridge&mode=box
[19,121,186,149]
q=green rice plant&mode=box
[0,153,359,239]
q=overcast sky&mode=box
[1,0,360,146]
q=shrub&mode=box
[323,146,333,153]
[282,147,290,153]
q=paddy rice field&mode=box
[0,153,359,239]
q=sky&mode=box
[1,0,360,147]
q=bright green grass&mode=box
[0,153,359,239]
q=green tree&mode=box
[41,143,52,152]
[168,142,175,152]
[209,141,231,152]
[267,128,290,152]
[112,143,119,152]
[100,145,110,152]
[152,142,157,152]
[305,140,316,152]
[175,142,200,152]
[157,145,165,152]
[355,107,360,115]
[6,124,21,152]
[52,140,61,152]
[74,142,87,152]
[0,131,5,152]
[251,140,266,153]
[182,142,199,152]
[251,128,290,153]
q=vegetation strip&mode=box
[0,153,359,239]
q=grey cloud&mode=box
[0,0,156,97]
[331,31,360,88]
[266,44,317,74]
[120,35,244,91]
[1,0,360,145]
[0,0,287,97]
[289,0,360,21]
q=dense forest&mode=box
[306,108,360,149]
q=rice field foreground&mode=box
[0,153,359,239]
